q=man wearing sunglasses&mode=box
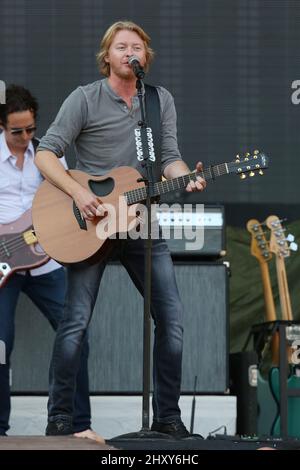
[0,84,103,442]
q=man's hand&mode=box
[163,160,207,192]
[72,186,106,221]
[185,161,206,192]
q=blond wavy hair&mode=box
[96,20,155,77]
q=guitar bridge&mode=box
[23,229,38,245]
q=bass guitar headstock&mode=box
[247,218,272,263]
[266,215,297,259]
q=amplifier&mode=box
[156,204,225,259]
[12,261,229,393]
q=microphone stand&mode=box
[136,76,155,433]
[110,76,171,441]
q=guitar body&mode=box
[32,167,145,264]
[269,367,300,437]
[0,209,49,287]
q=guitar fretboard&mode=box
[124,162,229,205]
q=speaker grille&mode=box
[12,262,229,393]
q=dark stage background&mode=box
[3,0,300,398]
[1,0,300,223]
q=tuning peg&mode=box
[258,169,264,175]
[254,149,259,155]
[286,233,295,243]
[249,171,255,177]
[289,241,298,252]
[245,152,250,157]
[240,173,247,180]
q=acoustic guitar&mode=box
[0,209,49,288]
[32,152,269,264]
[266,215,300,438]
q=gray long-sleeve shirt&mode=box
[38,78,182,177]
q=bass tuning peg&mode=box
[286,233,295,243]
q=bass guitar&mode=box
[247,218,278,435]
[266,215,300,438]
[0,209,49,288]
[247,218,279,364]
[32,152,269,264]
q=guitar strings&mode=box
[0,234,28,256]
[0,239,28,256]
[126,166,228,204]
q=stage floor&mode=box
[0,435,298,451]
[0,435,113,450]
[8,395,236,439]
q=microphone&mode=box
[128,55,145,79]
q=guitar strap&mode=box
[144,84,162,183]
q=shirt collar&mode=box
[0,131,35,163]
[103,78,144,101]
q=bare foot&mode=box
[257,447,276,450]
[73,428,105,444]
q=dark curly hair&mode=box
[0,84,38,126]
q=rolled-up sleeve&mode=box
[37,87,88,157]
[157,87,183,173]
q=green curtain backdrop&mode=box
[226,220,300,352]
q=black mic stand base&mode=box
[110,428,173,441]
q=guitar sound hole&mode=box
[88,177,115,197]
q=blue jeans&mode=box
[48,238,184,425]
[0,268,91,435]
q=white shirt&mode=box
[0,131,63,275]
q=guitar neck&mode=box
[259,260,280,365]
[276,256,293,321]
[126,162,229,204]
[154,163,229,198]
[259,261,277,322]
[266,215,293,322]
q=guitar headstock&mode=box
[266,215,290,259]
[247,218,272,263]
[228,150,269,179]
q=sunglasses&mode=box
[9,126,36,136]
